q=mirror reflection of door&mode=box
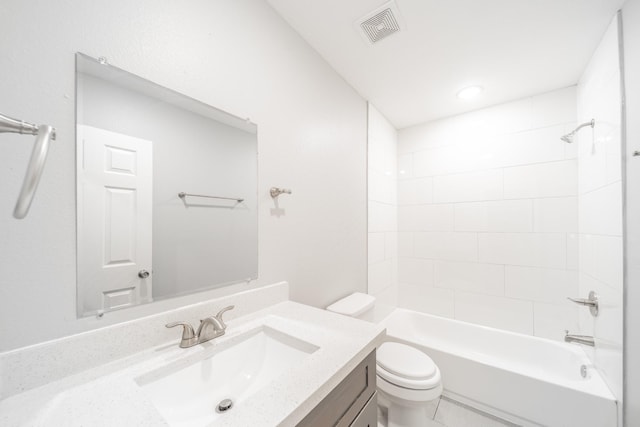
[77,125,153,314]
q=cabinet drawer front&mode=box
[298,350,376,427]
[350,392,378,427]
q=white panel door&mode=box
[77,125,153,314]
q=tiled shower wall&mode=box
[396,87,580,341]
[576,15,623,404]
[368,104,398,309]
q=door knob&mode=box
[138,270,150,279]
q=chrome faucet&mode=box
[166,305,235,348]
[564,330,595,347]
[197,305,235,344]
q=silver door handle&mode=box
[138,270,150,279]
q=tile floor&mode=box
[378,395,519,427]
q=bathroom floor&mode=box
[378,396,519,427]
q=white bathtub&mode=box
[381,309,617,427]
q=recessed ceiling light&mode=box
[457,86,483,100]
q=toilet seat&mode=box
[376,342,441,390]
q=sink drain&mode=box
[217,398,233,413]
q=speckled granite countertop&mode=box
[0,300,385,426]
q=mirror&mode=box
[76,53,258,317]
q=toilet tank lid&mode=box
[326,292,375,316]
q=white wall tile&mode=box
[455,292,534,334]
[470,97,532,136]
[398,257,434,286]
[368,201,397,232]
[576,15,623,404]
[479,232,566,268]
[579,182,623,236]
[372,283,398,307]
[368,169,394,204]
[579,234,623,291]
[505,266,578,304]
[398,177,433,205]
[578,136,607,194]
[578,18,619,106]
[397,153,413,179]
[567,233,579,270]
[413,142,495,177]
[604,127,622,186]
[504,160,577,199]
[368,121,397,177]
[384,232,398,260]
[414,232,478,262]
[398,232,413,257]
[454,200,532,232]
[397,121,449,154]
[398,284,454,318]
[578,273,623,368]
[398,204,454,231]
[368,232,385,264]
[564,122,580,159]
[434,261,504,296]
[494,125,566,168]
[396,86,584,344]
[433,169,503,203]
[533,302,579,342]
[530,86,577,128]
[533,197,577,232]
[369,103,398,143]
[367,103,398,307]
[368,259,393,295]
[369,136,395,177]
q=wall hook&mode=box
[270,187,292,198]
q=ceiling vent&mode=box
[356,1,405,45]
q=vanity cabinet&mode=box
[298,350,377,427]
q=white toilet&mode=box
[327,293,443,427]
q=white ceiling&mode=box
[267,0,625,129]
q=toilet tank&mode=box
[326,293,376,320]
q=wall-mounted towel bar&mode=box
[178,192,244,203]
[0,113,56,219]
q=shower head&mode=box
[560,133,574,143]
[560,119,595,144]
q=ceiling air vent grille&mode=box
[360,8,399,43]
[357,1,404,45]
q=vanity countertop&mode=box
[0,301,385,426]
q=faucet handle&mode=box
[166,321,198,348]
[215,305,235,329]
[567,291,599,316]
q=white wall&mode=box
[396,87,580,340]
[367,103,398,311]
[622,1,640,425]
[0,0,367,351]
[576,14,624,407]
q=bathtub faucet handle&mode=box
[567,291,599,317]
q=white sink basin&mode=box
[136,326,318,427]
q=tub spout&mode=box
[564,331,595,347]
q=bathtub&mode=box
[381,309,617,427]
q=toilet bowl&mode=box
[326,293,443,427]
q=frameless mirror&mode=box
[76,53,258,317]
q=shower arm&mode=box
[571,119,595,134]
[561,119,595,143]
[0,113,56,219]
